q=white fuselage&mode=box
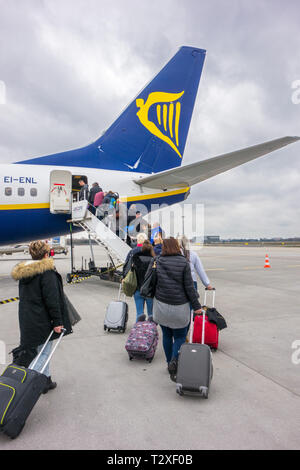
[0,163,189,245]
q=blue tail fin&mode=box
[20,46,206,173]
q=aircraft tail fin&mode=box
[19,46,206,173]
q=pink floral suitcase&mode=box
[125,321,159,363]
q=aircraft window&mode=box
[30,188,37,197]
[18,188,25,196]
[5,187,12,196]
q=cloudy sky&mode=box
[0,0,299,238]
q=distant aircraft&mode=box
[0,46,299,246]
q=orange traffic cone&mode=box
[264,254,271,268]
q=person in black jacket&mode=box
[11,240,72,393]
[132,239,155,321]
[88,182,102,214]
[152,238,202,381]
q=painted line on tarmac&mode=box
[242,266,265,270]
[206,268,226,271]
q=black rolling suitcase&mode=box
[0,329,65,439]
[176,310,213,398]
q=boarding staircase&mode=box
[70,200,130,266]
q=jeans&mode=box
[160,325,189,363]
[29,341,52,377]
[134,290,153,321]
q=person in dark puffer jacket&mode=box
[152,238,202,381]
[11,240,72,393]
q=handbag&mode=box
[140,259,158,298]
[122,268,137,297]
[64,294,82,326]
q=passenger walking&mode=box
[150,222,164,244]
[126,211,148,247]
[152,238,202,381]
[94,189,105,219]
[88,182,102,214]
[122,234,154,321]
[132,240,155,321]
[153,233,163,256]
[78,178,89,201]
[177,235,213,291]
[123,233,148,278]
[11,241,72,393]
[94,189,104,208]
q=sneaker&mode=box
[168,358,178,382]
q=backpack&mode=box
[122,268,137,297]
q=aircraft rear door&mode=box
[50,170,72,214]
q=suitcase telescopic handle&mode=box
[118,283,126,301]
[204,287,216,308]
[189,308,207,344]
[30,328,66,373]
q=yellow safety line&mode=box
[0,297,19,305]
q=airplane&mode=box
[0,46,299,247]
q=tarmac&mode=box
[0,245,299,450]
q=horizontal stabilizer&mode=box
[134,136,300,190]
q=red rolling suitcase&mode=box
[192,288,219,350]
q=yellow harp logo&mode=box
[136,91,184,158]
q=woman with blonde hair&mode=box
[177,235,213,291]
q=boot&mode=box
[43,376,57,394]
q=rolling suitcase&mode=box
[125,320,159,362]
[0,329,65,439]
[193,288,219,350]
[104,284,128,333]
[176,309,213,398]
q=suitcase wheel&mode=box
[200,387,209,399]
[104,325,107,331]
